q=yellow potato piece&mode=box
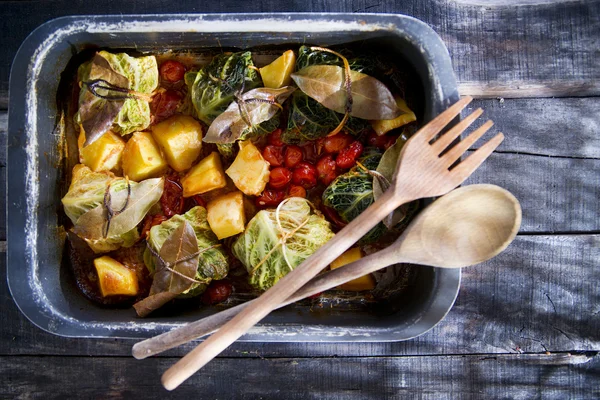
[207,191,246,240]
[94,256,138,297]
[122,131,168,181]
[181,152,227,197]
[151,115,203,172]
[226,141,270,196]
[259,50,296,89]
[330,248,376,291]
[370,97,417,136]
[78,128,125,173]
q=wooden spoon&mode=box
[134,184,521,360]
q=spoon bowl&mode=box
[396,184,522,268]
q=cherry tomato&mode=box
[287,185,307,198]
[367,131,398,150]
[292,162,318,189]
[316,155,338,186]
[284,145,304,168]
[141,214,168,239]
[324,132,354,154]
[268,129,284,146]
[336,141,364,169]
[269,167,292,189]
[160,175,184,217]
[151,89,182,122]
[262,145,285,167]
[201,280,233,305]
[191,195,207,208]
[301,141,319,164]
[321,205,348,228]
[159,60,186,82]
[256,189,286,208]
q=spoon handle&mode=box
[133,245,400,360]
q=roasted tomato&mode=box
[284,145,304,169]
[301,141,320,163]
[267,128,284,146]
[336,141,364,169]
[292,162,318,189]
[367,131,398,150]
[201,280,233,305]
[324,132,354,154]
[160,174,185,217]
[269,167,292,189]
[159,60,186,82]
[262,145,285,167]
[151,89,182,123]
[316,155,338,186]
[287,185,307,198]
[255,189,286,208]
[191,195,207,208]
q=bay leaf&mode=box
[373,136,410,228]
[291,65,401,120]
[74,177,164,241]
[150,221,199,296]
[133,221,199,317]
[204,86,296,144]
[79,53,129,146]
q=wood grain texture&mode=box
[3,235,598,357]
[1,353,598,399]
[0,0,598,103]
[465,152,600,233]
[468,97,600,158]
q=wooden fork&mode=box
[161,95,504,390]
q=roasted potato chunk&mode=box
[207,191,246,240]
[226,141,270,196]
[370,97,417,136]
[94,255,138,297]
[330,248,375,291]
[181,152,227,197]
[259,50,296,89]
[122,131,168,182]
[78,128,125,173]
[151,114,203,172]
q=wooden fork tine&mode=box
[431,108,483,154]
[416,96,473,142]
[450,132,504,182]
[442,120,494,167]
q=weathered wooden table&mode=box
[1,1,598,398]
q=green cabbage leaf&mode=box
[76,51,158,144]
[322,148,387,244]
[186,51,262,125]
[61,165,163,253]
[144,206,229,297]
[232,198,334,291]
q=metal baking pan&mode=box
[7,13,460,341]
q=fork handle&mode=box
[162,189,406,390]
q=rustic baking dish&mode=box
[7,13,460,341]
